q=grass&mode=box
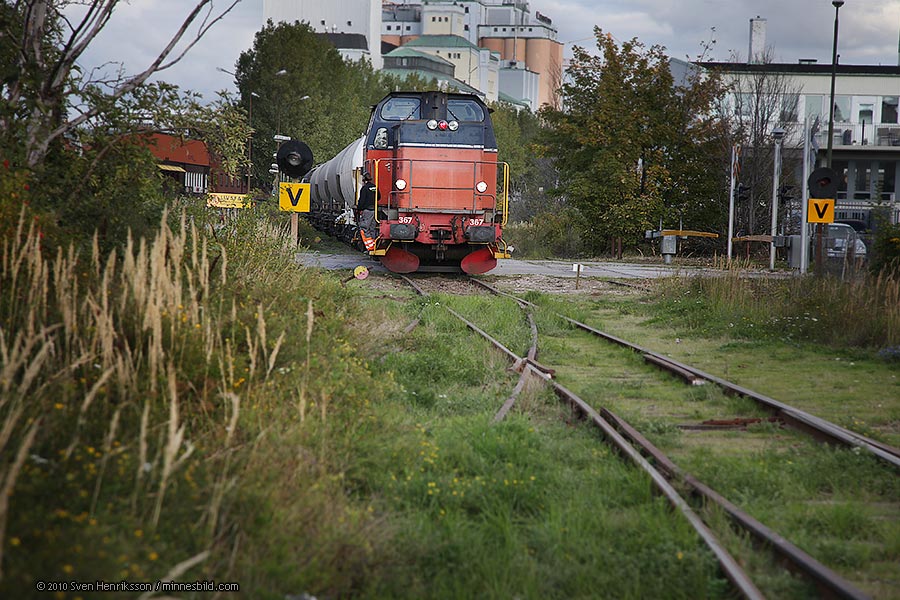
[652,266,900,349]
[334,290,733,598]
[0,206,395,598]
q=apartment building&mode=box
[382,0,562,109]
[704,60,900,226]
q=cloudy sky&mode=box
[77,0,900,100]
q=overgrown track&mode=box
[468,277,900,471]
[397,273,875,600]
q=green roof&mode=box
[404,34,480,51]
[380,68,483,97]
[498,91,530,108]
[384,46,455,67]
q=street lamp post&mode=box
[821,0,844,276]
[826,0,844,169]
[770,126,785,270]
[248,92,259,193]
[275,69,288,136]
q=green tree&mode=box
[539,28,727,256]
[1,0,242,170]
[1,2,251,251]
[233,21,394,188]
[490,104,561,224]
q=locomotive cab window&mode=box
[447,100,484,122]
[381,97,421,121]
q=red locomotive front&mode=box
[306,91,510,274]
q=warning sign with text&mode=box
[279,183,311,212]
[207,193,251,209]
[807,198,835,223]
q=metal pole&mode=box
[800,117,810,274]
[826,1,843,169]
[247,93,253,193]
[822,1,843,276]
[727,145,738,262]
[769,129,784,270]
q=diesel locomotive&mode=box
[302,90,510,274]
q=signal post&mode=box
[806,167,838,276]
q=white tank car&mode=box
[306,136,365,214]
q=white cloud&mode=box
[68,0,900,99]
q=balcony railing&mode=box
[814,123,900,148]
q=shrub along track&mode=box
[395,273,891,600]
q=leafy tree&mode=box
[1,2,251,251]
[1,0,242,170]
[539,28,728,256]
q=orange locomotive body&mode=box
[305,91,510,274]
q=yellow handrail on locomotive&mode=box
[500,161,509,227]
[371,158,509,223]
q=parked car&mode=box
[826,223,867,259]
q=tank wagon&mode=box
[303,90,510,274]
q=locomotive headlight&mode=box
[427,119,438,130]
[475,181,488,193]
[448,120,459,131]
[438,120,449,131]
[395,179,408,190]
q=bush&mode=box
[504,207,584,258]
[869,221,900,277]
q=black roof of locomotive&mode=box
[366,91,497,151]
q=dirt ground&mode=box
[358,272,652,297]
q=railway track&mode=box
[466,277,900,470]
[394,273,894,599]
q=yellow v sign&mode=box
[279,183,311,212]
[807,198,835,223]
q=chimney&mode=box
[749,16,767,64]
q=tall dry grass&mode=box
[0,207,292,581]
[682,257,900,348]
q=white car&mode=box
[825,223,867,259]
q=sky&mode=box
[76,0,900,101]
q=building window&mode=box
[881,96,898,123]
[347,21,352,27]
[780,94,799,122]
[320,20,325,25]
[493,27,497,32]
[833,95,851,122]
[464,24,469,31]
[432,17,436,22]
[406,25,411,30]
[805,95,824,121]
[465,7,469,13]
